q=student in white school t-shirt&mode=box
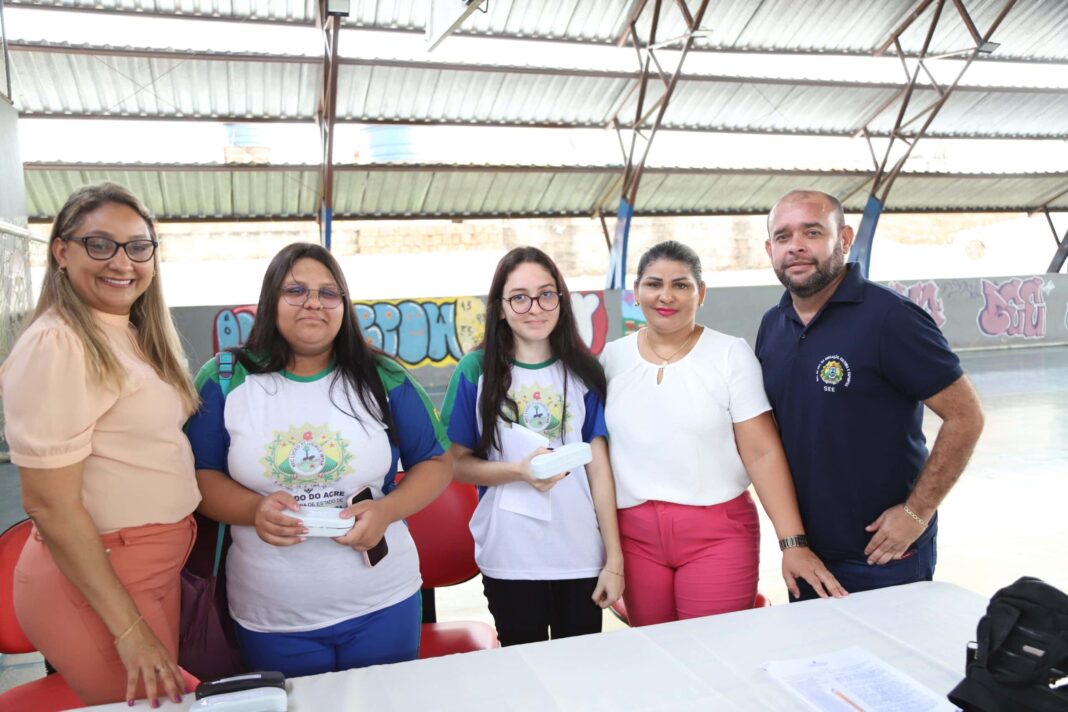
[600,240,845,627]
[185,243,451,678]
[440,246,624,646]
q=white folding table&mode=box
[85,581,986,711]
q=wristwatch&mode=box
[778,534,809,551]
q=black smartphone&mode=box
[349,487,389,567]
[195,671,285,700]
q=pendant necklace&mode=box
[642,327,697,385]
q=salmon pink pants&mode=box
[13,516,195,705]
[618,492,759,627]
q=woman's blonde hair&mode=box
[32,182,199,414]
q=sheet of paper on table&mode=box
[764,645,960,712]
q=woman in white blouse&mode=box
[600,240,845,626]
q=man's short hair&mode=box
[768,190,845,233]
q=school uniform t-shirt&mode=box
[185,356,446,633]
[440,351,609,580]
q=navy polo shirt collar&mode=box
[828,263,865,304]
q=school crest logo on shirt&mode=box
[816,355,851,391]
[511,383,571,441]
[261,423,353,487]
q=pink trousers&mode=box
[618,492,759,627]
[13,516,196,705]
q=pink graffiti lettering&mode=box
[889,280,946,328]
[977,277,1047,338]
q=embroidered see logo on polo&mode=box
[816,355,851,389]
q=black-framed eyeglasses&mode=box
[61,236,158,263]
[281,284,346,309]
[503,291,561,314]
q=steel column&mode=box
[1043,209,1068,274]
[605,0,711,289]
[849,195,885,276]
[853,0,1018,275]
[316,0,344,250]
[0,0,12,101]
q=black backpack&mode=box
[948,577,1068,711]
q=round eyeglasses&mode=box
[281,284,346,309]
[61,236,158,263]
[503,291,561,314]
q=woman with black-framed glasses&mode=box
[184,243,451,678]
[0,183,199,706]
[439,246,624,647]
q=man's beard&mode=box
[774,240,846,298]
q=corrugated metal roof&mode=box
[7,0,317,24]
[11,0,1067,61]
[10,46,319,118]
[22,163,1068,219]
[24,165,320,218]
[13,44,1068,138]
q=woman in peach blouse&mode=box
[0,183,199,707]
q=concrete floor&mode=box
[1,344,1065,693]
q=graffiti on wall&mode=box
[889,280,947,328]
[212,291,609,368]
[977,276,1048,339]
[215,305,257,352]
[621,290,645,335]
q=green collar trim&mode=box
[512,356,558,370]
[282,363,335,382]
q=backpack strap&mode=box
[211,522,226,579]
[211,350,235,578]
[216,351,235,398]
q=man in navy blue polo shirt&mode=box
[755,190,984,600]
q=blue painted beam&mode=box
[320,204,333,251]
[850,195,884,278]
[606,198,634,290]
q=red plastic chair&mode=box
[0,518,199,711]
[609,591,772,626]
[403,477,499,658]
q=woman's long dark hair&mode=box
[236,243,395,439]
[475,247,606,457]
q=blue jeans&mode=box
[792,536,937,602]
[234,591,421,677]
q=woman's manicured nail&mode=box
[127,701,134,708]
[150,699,160,709]
[173,695,183,703]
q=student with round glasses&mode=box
[184,242,451,677]
[0,183,199,706]
[440,246,624,646]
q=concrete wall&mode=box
[692,273,1068,351]
[173,273,1066,408]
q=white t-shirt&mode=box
[601,328,771,509]
[442,352,609,580]
[186,358,447,633]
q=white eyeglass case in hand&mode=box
[530,442,593,479]
[298,507,355,537]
